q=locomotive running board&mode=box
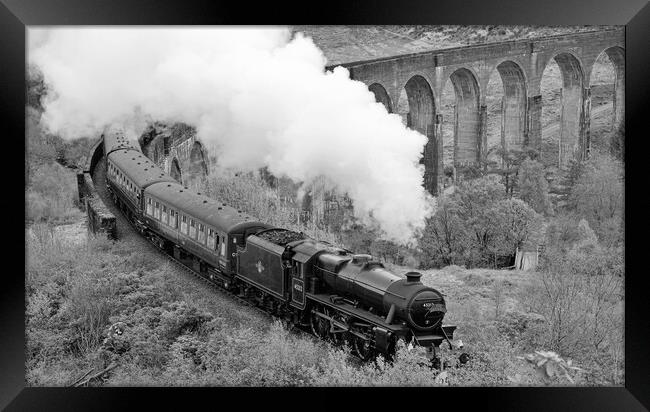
[308,294,408,334]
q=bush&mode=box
[491,198,543,254]
[526,244,623,376]
[418,177,541,268]
[418,195,469,267]
[517,158,552,215]
[569,152,623,245]
[27,162,82,224]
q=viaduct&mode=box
[144,28,624,196]
[328,27,624,194]
[139,122,209,186]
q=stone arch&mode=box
[446,67,481,166]
[397,74,438,194]
[368,82,393,113]
[593,47,625,133]
[541,52,585,167]
[495,60,528,152]
[170,157,182,183]
[188,141,208,178]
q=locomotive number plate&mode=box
[422,302,446,312]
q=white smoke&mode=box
[29,27,434,244]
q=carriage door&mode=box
[291,261,305,308]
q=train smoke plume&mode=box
[29,27,434,244]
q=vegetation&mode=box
[26,162,82,224]
[30,226,622,386]
[419,175,542,269]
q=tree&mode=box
[492,198,543,255]
[517,158,552,215]
[418,195,469,267]
[569,152,623,245]
[453,175,506,266]
[492,148,539,196]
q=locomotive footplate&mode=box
[308,294,409,335]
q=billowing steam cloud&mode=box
[29,27,434,244]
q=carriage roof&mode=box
[145,181,271,234]
[107,149,176,189]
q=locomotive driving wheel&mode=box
[330,314,349,346]
[310,308,330,339]
[352,335,375,361]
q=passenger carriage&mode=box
[141,182,271,282]
[105,148,176,223]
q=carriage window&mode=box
[170,210,178,228]
[220,240,226,257]
[154,202,160,220]
[207,228,216,250]
[146,198,153,215]
[198,224,206,245]
[162,205,168,224]
[189,219,197,239]
[181,215,188,234]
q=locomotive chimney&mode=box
[405,272,422,284]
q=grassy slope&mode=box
[291,25,615,66]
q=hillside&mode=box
[291,25,617,66]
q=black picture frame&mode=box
[4,0,649,410]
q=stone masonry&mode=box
[328,28,624,194]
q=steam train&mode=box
[103,128,466,364]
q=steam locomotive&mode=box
[103,128,466,364]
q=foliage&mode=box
[519,351,585,384]
[418,196,469,267]
[453,176,508,267]
[568,152,624,245]
[517,158,553,215]
[26,162,82,224]
[418,176,542,269]
[492,198,543,253]
[521,241,624,384]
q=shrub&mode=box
[569,152,623,245]
[517,158,552,215]
[418,178,541,268]
[491,198,543,254]
[418,195,469,267]
[528,245,623,360]
[26,162,82,224]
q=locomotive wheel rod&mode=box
[310,310,367,340]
